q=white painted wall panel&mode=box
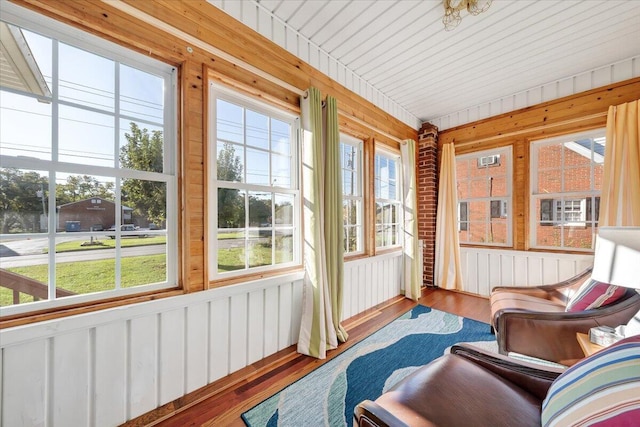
[128,314,158,419]
[285,29,297,56]
[2,340,47,427]
[209,297,230,382]
[159,309,185,404]
[558,78,574,98]
[460,248,593,296]
[257,8,272,39]
[247,289,265,364]
[592,66,612,88]
[278,283,293,348]
[185,303,208,393]
[263,286,279,356]
[0,257,401,426]
[243,2,258,33]
[273,19,285,47]
[52,331,89,427]
[574,73,592,94]
[228,293,248,373]
[435,57,640,131]
[94,321,127,426]
[290,283,303,344]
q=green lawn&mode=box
[217,241,293,272]
[1,254,166,306]
[217,231,244,240]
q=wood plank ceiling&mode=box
[212,0,640,129]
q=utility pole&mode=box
[36,183,47,231]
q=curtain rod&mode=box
[103,0,407,145]
[450,111,607,148]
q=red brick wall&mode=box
[417,123,438,286]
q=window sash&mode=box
[374,149,401,249]
[456,146,512,247]
[209,85,300,280]
[530,130,604,250]
[341,136,363,255]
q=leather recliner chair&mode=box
[490,267,640,365]
[354,336,640,427]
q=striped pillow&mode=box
[565,279,626,312]
[541,335,640,427]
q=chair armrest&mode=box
[495,290,640,365]
[491,267,592,303]
[450,344,562,400]
[353,400,410,427]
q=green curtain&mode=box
[298,87,347,359]
[324,96,348,342]
[401,139,421,301]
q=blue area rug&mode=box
[241,305,496,427]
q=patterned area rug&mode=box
[242,305,496,427]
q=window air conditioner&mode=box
[478,154,500,167]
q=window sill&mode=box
[208,266,304,289]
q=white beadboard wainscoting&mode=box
[460,247,594,297]
[0,252,402,427]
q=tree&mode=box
[0,168,47,233]
[217,142,244,228]
[120,122,166,226]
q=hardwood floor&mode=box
[124,288,490,427]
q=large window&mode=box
[209,85,300,279]
[0,10,177,314]
[341,135,363,255]
[530,130,605,250]
[375,149,401,248]
[456,147,512,246]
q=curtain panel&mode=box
[298,87,347,359]
[435,143,463,290]
[600,99,640,226]
[401,139,421,301]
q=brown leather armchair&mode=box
[354,337,640,427]
[490,267,640,365]
[353,344,563,427]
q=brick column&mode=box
[417,123,438,286]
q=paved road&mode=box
[0,245,166,268]
[0,236,262,268]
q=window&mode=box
[0,10,177,314]
[456,147,512,246]
[375,149,401,248]
[531,130,605,250]
[341,135,363,255]
[208,85,300,279]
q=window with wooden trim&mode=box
[0,10,178,315]
[530,130,605,250]
[374,148,401,249]
[341,135,363,255]
[208,85,301,280]
[456,147,512,246]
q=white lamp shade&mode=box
[591,227,640,289]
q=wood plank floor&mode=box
[125,288,490,427]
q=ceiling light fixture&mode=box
[443,0,492,31]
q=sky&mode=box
[0,24,165,182]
